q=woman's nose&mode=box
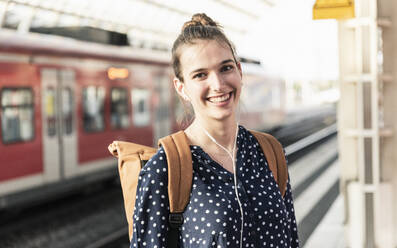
[209,72,225,90]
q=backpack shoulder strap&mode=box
[158,131,193,248]
[249,130,288,197]
[158,131,193,214]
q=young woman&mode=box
[131,13,300,248]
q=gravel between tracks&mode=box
[0,184,128,248]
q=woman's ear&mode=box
[173,77,190,101]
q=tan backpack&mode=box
[108,130,287,243]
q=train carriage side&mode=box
[0,32,175,208]
[0,59,44,201]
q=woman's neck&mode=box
[185,117,238,153]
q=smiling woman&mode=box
[174,40,242,125]
[130,13,300,248]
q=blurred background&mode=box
[0,0,395,247]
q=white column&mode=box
[338,0,396,247]
[376,0,397,246]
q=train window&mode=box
[1,88,34,144]
[62,87,73,134]
[82,86,105,132]
[44,87,56,136]
[131,88,150,127]
[110,87,130,129]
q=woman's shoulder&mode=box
[238,125,258,143]
[140,146,168,179]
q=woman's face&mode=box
[174,39,242,123]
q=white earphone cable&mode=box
[202,125,244,248]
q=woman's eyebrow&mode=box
[189,67,206,76]
[189,59,235,76]
[220,59,234,65]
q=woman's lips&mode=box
[207,92,232,103]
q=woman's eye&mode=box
[193,72,206,79]
[221,65,234,72]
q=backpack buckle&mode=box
[169,213,184,228]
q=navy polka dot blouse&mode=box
[131,126,300,248]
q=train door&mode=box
[153,74,171,143]
[59,70,77,178]
[41,69,77,182]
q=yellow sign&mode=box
[108,67,129,80]
[46,94,54,116]
[313,0,355,20]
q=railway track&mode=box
[85,228,129,248]
[0,125,338,248]
[0,184,126,248]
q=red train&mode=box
[0,30,286,208]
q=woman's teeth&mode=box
[208,93,231,103]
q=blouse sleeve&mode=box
[130,149,170,248]
[283,176,300,247]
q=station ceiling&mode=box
[0,0,275,51]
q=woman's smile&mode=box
[207,91,233,105]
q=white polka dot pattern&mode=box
[130,126,300,248]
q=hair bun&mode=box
[182,13,220,31]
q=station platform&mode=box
[304,195,345,248]
[287,135,344,247]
